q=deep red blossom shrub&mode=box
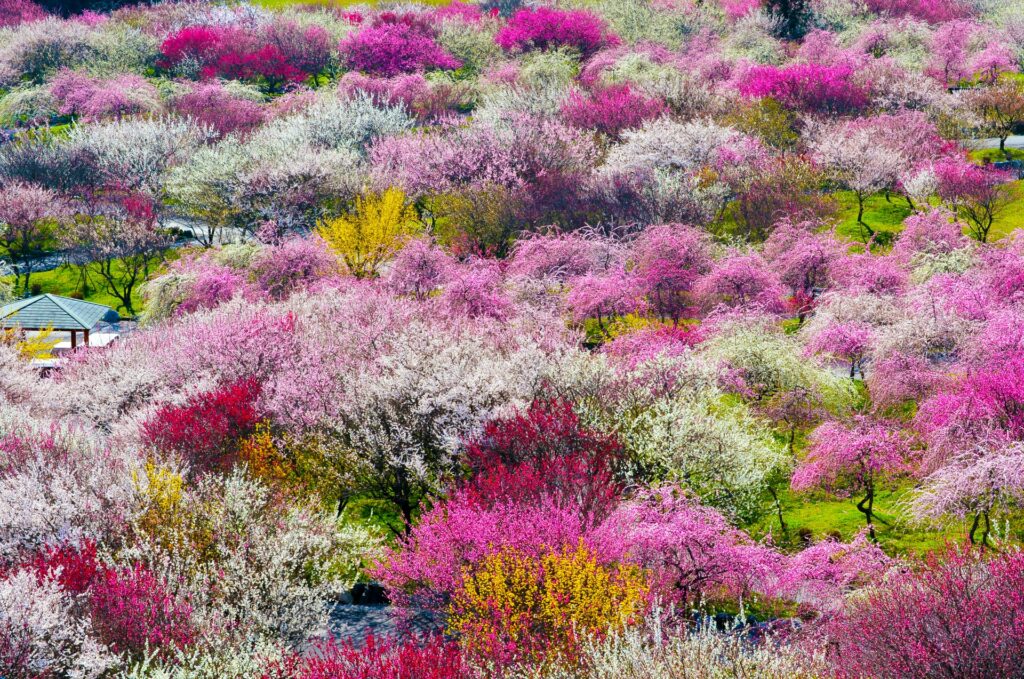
[158,25,224,70]
[826,546,1024,678]
[265,634,469,679]
[738,63,870,114]
[26,540,99,594]
[213,44,306,89]
[339,19,461,78]
[90,562,196,659]
[561,84,666,139]
[495,7,618,57]
[159,26,311,88]
[141,378,262,474]
[462,399,624,523]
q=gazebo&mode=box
[0,294,120,349]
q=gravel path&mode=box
[322,604,442,646]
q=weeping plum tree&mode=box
[792,417,912,540]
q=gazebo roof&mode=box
[0,294,119,331]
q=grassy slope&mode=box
[832,182,1024,244]
[2,250,180,316]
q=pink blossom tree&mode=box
[590,486,777,609]
[811,120,905,241]
[911,442,1024,547]
[628,223,712,323]
[694,252,786,313]
[0,0,46,28]
[805,321,875,379]
[172,81,265,138]
[763,221,844,320]
[50,70,160,121]
[0,181,67,293]
[792,417,913,539]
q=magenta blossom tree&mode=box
[628,223,712,323]
[560,84,666,140]
[792,417,913,539]
[738,63,870,114]
[694,252,786,314]
[495,7,618,57]
[805,321,875,379]
[590,486,777,609]
[339,16,461,78]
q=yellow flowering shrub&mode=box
[238,422,292,485]
[448,541,648,668]
[316,187,422,278]
[2,326,58,359]
[132,462,215,561]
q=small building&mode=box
[0,294,121,351]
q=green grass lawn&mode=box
[968,147,1024,164]
[2,250,181,317]
[829,182,1024,245]
[753,486,953,555]
[832,191,915,244]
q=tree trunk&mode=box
[968,512,980,545]
[980,511,992,551]
[857,486,876,541]
[769,484,788,537]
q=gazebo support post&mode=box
[83,329,89,347]
[70,330,76,350]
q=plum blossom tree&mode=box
[560,84,666,140]
[590,486,776,609]
[738,63,869,114]
[0,0,47,28]
[384,238,454,300]
[0,181,65,292]
[171,81,265,138]
[495,7,617,57]
[694,252,786,313]
[826,546,1024,679]
[339,15,461,78]
[911,442,1024,547]
[63,193,170,315]
[461,399,625,525]
[811,120,905,241]
[49,70,160,121]
[792,417,913,539]
[628,223,712,323]
[805,321,875,378]
[970,78,1024,158]
[763,221,843,319]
